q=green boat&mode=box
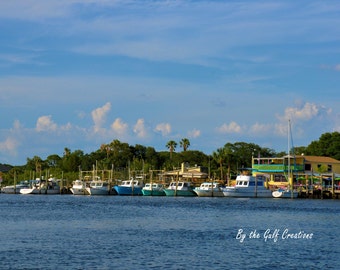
[163,181,197,197]
[141,183,166,196]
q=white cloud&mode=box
[36,115,58,132]
[274,123,287,137]
[188,129,201,138]
[60,122,72,131]
[91,102,111,133]
[217,121,242,134]
[111,118,128,135]
[0,137,19,156]
[250,122,272,135]
[280,102,331,122]
[133,118,148,138]
[12,119,22,130]
[154,123,171,136]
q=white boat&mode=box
[222,174,272,198]
[194,182,224,197]
[20,178,61,195]
[272,188,298,198]
[70,179,89,195]
[1,181,29,194]
[86,179,112,195]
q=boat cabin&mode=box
[235,175,265,187]
[198,182,221,190]
[167,181,192,190]
[144,183,163,189]
[121,179,142,187]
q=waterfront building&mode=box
[163,162,208,184]
[252,155,340,193]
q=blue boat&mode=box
[114,178,144,196]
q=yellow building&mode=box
[163,162,208,184]
[302,155,340,174]
[252,155,340,188]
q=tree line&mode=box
[1,132,340,185]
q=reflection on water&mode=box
[0,195,339,269]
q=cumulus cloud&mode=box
[36,115,58,132]
[0,137,19,155]
[188,128,201,138]
[133,118,148,138]
[111,118,128,135]
[217,121,242,134]
[280,102,331,122]
[91,102,111,133]
[154,123,171,136]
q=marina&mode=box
[2,173,340,199]
[2,157,340,199]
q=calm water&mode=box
[0,195,339,270]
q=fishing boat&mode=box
[194,182,224,197]
[114,177,144,196]
[70,179,90,195]
[141,183,165,196]
[86,179,112,195]
[163,181,197,197]
[222,174,272,198]
[1,181,30,194]
[20,178,61,195]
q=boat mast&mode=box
[288,119,290,185]
[288,119,295,198]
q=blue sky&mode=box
[1,0,340,165]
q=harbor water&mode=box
[0,195,339,269]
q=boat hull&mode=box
[141,189,165,196]
[1,186,28,194]
[222,187,272,198]
[71,187,90,195]
[194,189,224,197]
[86,187,111,196]
[42,188,60,194]
[163,189,197,197]
[19,188,60,195]
[114,186,143,196]
[19,188,36,195]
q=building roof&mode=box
[298,155,340,164]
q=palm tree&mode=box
[100,143,112,159]
[166,140,177,159]
[212,147,226,181]
[224,143,234,185]
[63,147,71,157]
[179,138,190,152]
